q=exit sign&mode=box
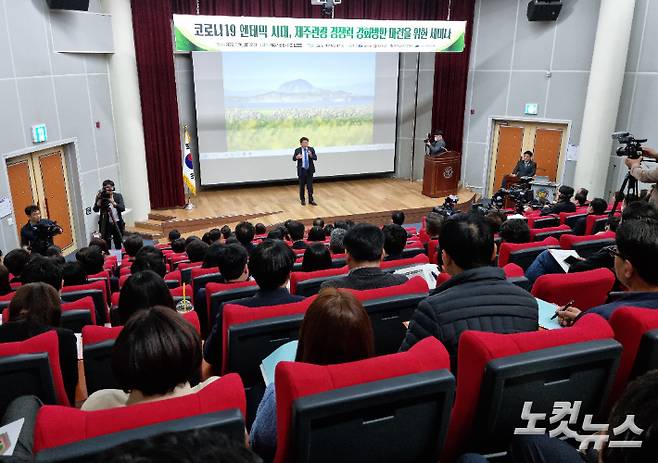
[31,124,48,143]
[524,103,538,115]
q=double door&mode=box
[6,148,76,252]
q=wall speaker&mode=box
[46,0,90,11]
[527,0,562,21]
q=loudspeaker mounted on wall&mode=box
[527,0,562,21]
[46,0,89,11]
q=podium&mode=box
[422,151,461,198]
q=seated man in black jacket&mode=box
[382,224,407,261]
[572,197,608,235]
[321,223,408,290]
[400,213,538,370]
[540,185,577,216]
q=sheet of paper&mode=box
[0,418,24,456]
[75,333,83,360]
[393,263,439,289]
[548,249,581,273]
[0,197,13,219]
[260,340,298,386]
[536,298,562,330]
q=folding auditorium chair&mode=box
[273,337,455,463]
[400,245,425,258]
[59,297,96,332]
[559,211,588,228]
[32,374,247,463]
[289,266,349,296]
[527,215,559,229]
[380,253,429,272]
[346,277,429,355]
[163,270,182,288]
[608,307,658,408]
[531,268,616,310]
[190,267,224,334]
[178,261,204,284]
[170,284,193,305]
[434,264,530,292]
[584,213,612,235]
[529,224,572,241]
[86,270,112,300]
[0,331,70,416]
[426,239,439,265]
[441,314,621,460]
[497,237,560,270]
[206,281,260,329]
[61,280,108,326]
[82,325,123,395]
[559,231,616,258]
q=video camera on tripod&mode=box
[492,177,534,213]
[609,131,652,215]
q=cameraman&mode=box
[93,179,125,249]
[625,147,658,206]
[425,130,447,156]
[20,205,62,255]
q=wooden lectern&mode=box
[422,151,461,198]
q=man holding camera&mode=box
[625,147,658,206]
[20,205,62,255]
[93,179,125,249]
[425,131,447,156]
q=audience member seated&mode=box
[306,226,325,242]
[201,232,212,245]
[202,240,303,374]
[94,429,261,463]
[391,210,405,226]
[0,283,78,404]
[82,306,217,410]
[207,228,222,244]
[21,255,62,290]
[573,197,608,235]
[235,221,256,254]
[329,228,347,254]
[424,211,445,246]
[484,210,507,235]
[62,261,88,287]
[220,225,232,241]
[525,201,658,284]
[75,246,105,276]
[574,187,589,207]
[286,221,307,250]
[254,223,267,236]
[218,243,250,283]
[89,237,110,256]
[540,185,577,216]
[400,213,538,370]
[4,248,30,283]
[117,270,175,325]
[202,242,224,269]
[185,239,209,264]
[131,246,167,277]
[557,217,658,324]
[123,234,144,260]
[0,263,12,295]
[0,395,41,461]
[334,220,349,231]
[250,288,374,458]
[170,238,186,253]
[323,223,334,237]
[459,370,658,463]
[185,236,201,247]
[167,229,181,245]
[312,217,325,228]
[382,224,407,261]
[45,246,64,265]
[301,243,332,272]
[267,225,288,241]
[320,223,408,290]
[499,219,531,244]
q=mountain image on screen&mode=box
[222,53,376,152]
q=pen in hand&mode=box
[551,299,575,320]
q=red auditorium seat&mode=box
[530,224,572,241]
[178,261,203,283]
[497,237,559,270]
[33,374,246,460]
[205,280,260,326]
[527,215,559,229]
[609,307,658,408]
[559,231,615,258]
[82,325,123,394]
[427,239,439,264]
[380,253,429,270]
[273,337,454,463]
[531,268,616,310]
[585,213,615,235]
[435,264,529,292]
[86,270,111,298]
[61,280,108,325]
[442,314,620,460]
[559,211,588,228]
[0,331,70,414]
[289,266,348,296]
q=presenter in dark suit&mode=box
[293,136,318,206]
[512,150,537,178]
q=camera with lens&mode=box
[492,182,534,214]
[432,195,459,218]
[99,190,113,209]
[612,131,647,159]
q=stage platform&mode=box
[129,178,476,240]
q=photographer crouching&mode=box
[20,205,62,255]
[625,146,658,207]
[93,179,125,249]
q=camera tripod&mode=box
[609,158,656,218]
[99,205,123,249]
